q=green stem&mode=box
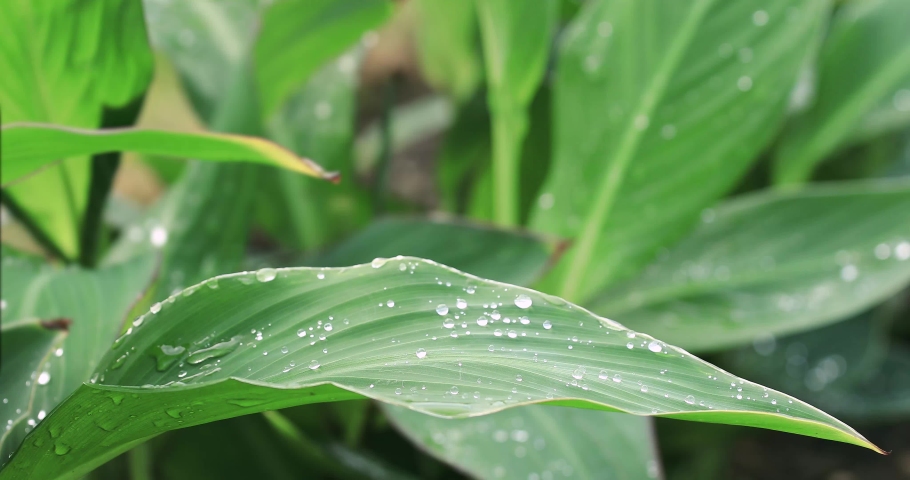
[491,106,523,227]
[127,442,153,480]
[78,153,120,268]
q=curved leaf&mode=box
[385,405,661,480]
[1,123,338,187]
[0,0,153,258]
[593,179,910,352]
[530,0,828,302]
[774,0,910,185]
[1,257,882,478]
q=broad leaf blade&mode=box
[0,254,157,464]
[593,179,910,352]
[255,0,393,118]
[530,0,828,302]
[0,0,153,258]
[1,257,881,478]
[774,0,910,185]
[385,405,661,480]
[0,320,67,463]
[414,0,482,102]
[1,123,337,186]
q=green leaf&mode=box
[255,0,393,118]
[1,123,338,187]
[0,319,68,463]
[1,256,883,478]
[385,405,660,479]
[475,0,557,226]
[0,253,157,464]
[530,0,828,302]
[414,0,482,102]
[592,179,910,352]
[314,217,554,287]
[773,0,910,185]
[0,0,153,258]
[258,49,369,251]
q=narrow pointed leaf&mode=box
[773,0,910,185]
[1,123,338,187]
[592,179,910,352]
[1,257,882,478]
[385,405,661,480]
[530,0,828,302]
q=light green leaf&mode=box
[0,253,158,464]
[0,319,68,463]
[0,0,153,258]
[1,257,882,478]
[255,0,393,118]
[592,179,910,352]
[476,0,557,226]
[530,0,828,302]
[774,0,910,185]
[1,123,338,187]
[385,405,660,480]
[414,0,482,102]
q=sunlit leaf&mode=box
[0,0,153,258]
[1,123,337,187]
[1,256,882,478]
[593,179,910,352]
[530,0,829,302]
[773,0,910,185]
[414,0,482,102]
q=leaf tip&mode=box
[40,318,72,332]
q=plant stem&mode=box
[127,442,153,480]
[372,75,398,214]
[78,152,119,268]
[491,107,523,227]
[0,190,69,261]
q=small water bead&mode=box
[324,323,333,332]
[542,320,552,330]
[450,331,458,338]
[436,304,449,316]
[416,348,427,359]
[507,330,517,339]
[685,395,695,405]
[150,226,168,248]
[450,386,459,395]
[626,342,634,349]
[897,241,910,260]
[516,375,523,382]
[37,372,51,385]
[150,303,162,314]
[752,9,769,26]
[398,263,407,272]
[488,345,495,352]
[514,295,533,309]
[771,399,777,405]
[598,370,608,380]
[371,258,387,268]
[491,310,501,320]
[737,76,752,92]
[309,360,320,370]
[572,367,585,380]
[395,388,402,395]
[256,268,277,282]
[648,341,662,353]
[494,329,503,337]
[280,346,288,354]
[386,300,395,308]
[466,286,476,294]
[640,385,648,393]
[612,374,622,383]
[456,298,468,309]
[840,264,858,282]
[443,318,455,329]
[476,316,489,327]
[519,316,530,325]
[874,243,891,260]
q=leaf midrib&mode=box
[559,0,717,301]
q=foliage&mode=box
[1,0,909,478]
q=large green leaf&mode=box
[414,0,482,102]
[385,405,660,480]
[0,319,68,463]
[773,0,910,185]
[592,179,910,352]
[530,0,828,302]
[0,253,157,465]
[255,0,393,118]
[475,0,557,226]
[1,256,883,478]
[1,123,337,187]
[0,0,153,258]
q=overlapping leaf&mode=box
[1,256,882,479]
[592,179,910,352]
[1,123,337,186]
[530,0,828,302]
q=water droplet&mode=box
[895,241,910,260]
[752,10,769,26]
[640,385,648,393]
[476,316,489,327]
[436,304,449,315]
[494,329,503,337]
[297,329,306,338]
[507,330,517,338]
[394,388,402,395]
[150,303,162,314]
[280,346,289,354]
[416,348,427,359]
[55,348,63,357]
[542,320,552,330]
[685,395,695,405]
[387,300,395,308]
[256,268,277,282]
[317,273,325,280]
[514,295,532,309]
[840,264,858,282]
[37,371,50,385]
[150,226,168,248]
[456,298,467,309]
[661,124,677,139]
[54,443,71,455]
[572,367,585,380]
[491,310,501,320]
[371,258,386,268]
[152,344,186,371]
[519,316,530,325]
[626,342,634,349]
[443,318,455,328]
[449,386,459,395]
[186,336,241,364]
[516,375,523,382]
[648,341,662,353]
[737,76,753,92]
[309,360,320,370]
[612,374,622,383]
[874,243,891,260]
